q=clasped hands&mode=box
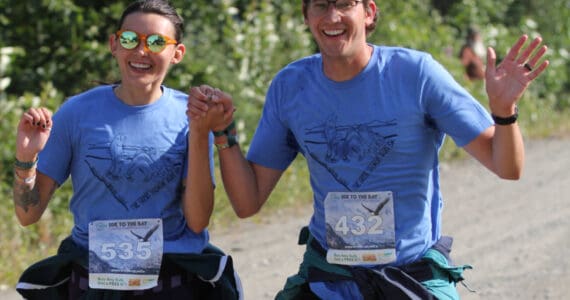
[187,85,235,133]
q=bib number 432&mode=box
[334,215,383,236]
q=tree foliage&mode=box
[1,0,569,285]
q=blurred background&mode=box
[1,0,569,288]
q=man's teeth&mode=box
[130,62,151,69]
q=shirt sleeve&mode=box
[246,75,299,170]
[419,55,493,147]
[37,101,74,185]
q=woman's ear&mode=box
[171,43,186,64]
[302,3,309,25]
[109,34,118,56]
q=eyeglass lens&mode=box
[118,31,168,53]
[310,0,360,14]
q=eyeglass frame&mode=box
[307,0,363,16]
[115,30,178,54]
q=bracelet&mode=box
[492,106,518,125]
[213,120,238,150]
[14,171,37,184]
[213,120,236,137]
[215,133,239,151]
[14,156,38,170]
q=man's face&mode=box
[304,0,376,61]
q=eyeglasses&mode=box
[116,30,178,53]
[308,0,363,16]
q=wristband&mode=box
[14,171,37,184]
[213,120,238,150]
[212,120,236,137]
[14,157,38,170]
[492,106,518,125]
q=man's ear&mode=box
[366,1,378,25]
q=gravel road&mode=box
[211,136,570,300]
[3,137,569,300]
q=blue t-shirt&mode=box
[38,85,215,254]
[247,45,493,266]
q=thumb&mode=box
[485,47,497,77]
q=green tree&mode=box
[0,0,126,97]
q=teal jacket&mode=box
[276,227,472,300]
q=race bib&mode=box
[324,191,396,265]
[88,218,163,290]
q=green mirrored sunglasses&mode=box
[116,30,178,53]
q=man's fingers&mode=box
[504,35,528,62]
[527,60,550,81]
[516,36,542,65]
[526,45,548,70]
[211,89,234,112]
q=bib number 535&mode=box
[100,242,152,260]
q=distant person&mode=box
[188,0,548,299]
[459,27,486,81]
[12,0,241,299]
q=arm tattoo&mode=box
[13,181,56,213]
[13,181,40,213]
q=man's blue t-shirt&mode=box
[38,85,215,254]
[247,45,493,266]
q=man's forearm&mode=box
[492,123,525,179]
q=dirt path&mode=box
[209,136,570,300]
[2,137,568,299]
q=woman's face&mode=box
[110,12,185,92]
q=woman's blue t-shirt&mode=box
[38,85,214,254]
